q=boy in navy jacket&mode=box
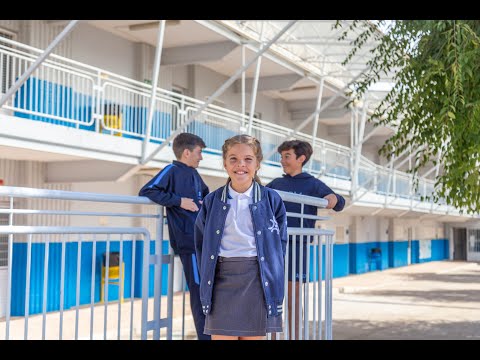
[139,132,210,340]
[266,139,345,339]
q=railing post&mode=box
[141,232,150,340]
[325,234,333,340]
[94,71,103,133]
[4,197,14,340]
[166,244,175,340]
[153,204,164,340]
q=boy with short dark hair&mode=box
[139,132,210,340]
[266,139,345,339]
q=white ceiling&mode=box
[88,20,226,48]
[85,19,392,143]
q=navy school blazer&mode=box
[194,181,287,317]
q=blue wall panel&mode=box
[417,238,449,263]
[349,241,389,274]
[122,106,172,142]
[11,239,170,316]
[14,77,93,129]
[389,240,409,268]
[304,243,349,281]
[332,243,349,278]
[134,239,170,298]
[432,239,449,260]
[411,240,420,264]
[10,236,450,315]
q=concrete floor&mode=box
[330,260,480,340]
[2,260,479,340]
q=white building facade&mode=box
[1,20,479,318]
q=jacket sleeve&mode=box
[138,167,182,207]
[194,201,207,272]
[201,179,209,199]
[275,195,288,257]
[332,193,346,212]
[315,180,346,212]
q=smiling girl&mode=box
[194,134,288,340]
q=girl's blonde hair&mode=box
[222,134,263,184]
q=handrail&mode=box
[0,186,154,205]
[0,184,335,340]
[0,36,443,207]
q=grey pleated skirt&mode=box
[204,256,283,337]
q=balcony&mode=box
[0,37,467,218]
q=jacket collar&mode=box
[172,160,193,169]
[221,179,261,204]
[283,172,313,179]
[228,182,253,199]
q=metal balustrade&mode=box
[0,36,458,213]
[0,185,335,340]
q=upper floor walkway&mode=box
[0,36,474,220]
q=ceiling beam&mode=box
[128,20,180,31]
[161,41,237,66]
[233,74,303,93]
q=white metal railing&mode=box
[0,226,151,340]
[273,190,333,340]
[277,227,334,340]
[0,186,335,340]
[0,186,168,340]
[0,36,453,212]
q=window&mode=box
[171,86,184,105]
[170,86,185,122]
[171,86,184,95]
[468,229,480,253]
[246,111,262,120]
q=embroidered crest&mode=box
[268,217,279,234]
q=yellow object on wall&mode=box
[100,262,125,303]
[101,104,123,137]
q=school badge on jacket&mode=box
[268,217,279,234]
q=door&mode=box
[453,228,467,261]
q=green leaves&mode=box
[338,20,480,214]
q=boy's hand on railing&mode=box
[181,197,199,212]
[323,194,338,209]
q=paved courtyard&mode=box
[330,260,480,340]
[2,260,479,340]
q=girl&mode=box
[194,134,288,340]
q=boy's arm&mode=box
[316,181,346,212]
[327,193,345,211]
[138,167,181,207]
